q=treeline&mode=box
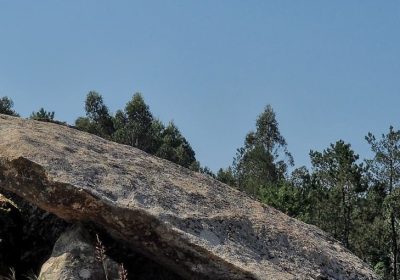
[74,92,198,170]
[0,93,200,170]
[0,94,398,279]
[214,105,399,280]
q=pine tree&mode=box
[156,122,196,168]
[0,96,19,116]
[366,126,400,280]
[30,108,55,122]
[217,167,236,186]
[310,140,364,248]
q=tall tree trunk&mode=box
[390,158,397,280]
[342,186,349,248]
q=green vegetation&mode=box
[219,105,400,279]
[2,93,400,278]
[232,105,294,196]
[75,91,115,138]
[30,108,55,122]
[75,92,198,170]
[0,97,19,117]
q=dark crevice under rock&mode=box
[0,189,68,278]
[0,191,186,280]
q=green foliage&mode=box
[366,126,400,279]
[287,166,325,224]
[82,91,115,138]
[216,167,236,186]
[155,122,196,168]
[75,116,97,134]
[310,140,365,247]
[75,91,197,169]
[233,104,293,196]
[352,184,390,276]
[240,134,394,277]
[365,126,400,193]
[259,180,302,217]
[234,145,278,196]
[374,261,390,279]
[0,97,19,116]
[113,93,155,151]
[199,166,216,178]
[30,108,55,122]
[252,105,293,162]
[112,96,198,167]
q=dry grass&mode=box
[95,233,129,280]
[0,268,16,280]
[118,264,128,280]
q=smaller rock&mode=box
[39,224,120,280]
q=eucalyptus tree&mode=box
[75,91,114,138]
[113,93,155,152]
[76,91,198,169]
[233,104,293,196]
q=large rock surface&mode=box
[0,115,377,280]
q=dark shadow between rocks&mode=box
[61,222,185,280]
[0,190,69,278]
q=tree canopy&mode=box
[233,104,293,196]
[366,127,400,279]
[75,92,197,169]
[0,96,19,116]
[30,108,55,122]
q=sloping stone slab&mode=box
[0,115,377,279]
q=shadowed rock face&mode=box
[0,115,377,280]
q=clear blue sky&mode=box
[1,1,399,172]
